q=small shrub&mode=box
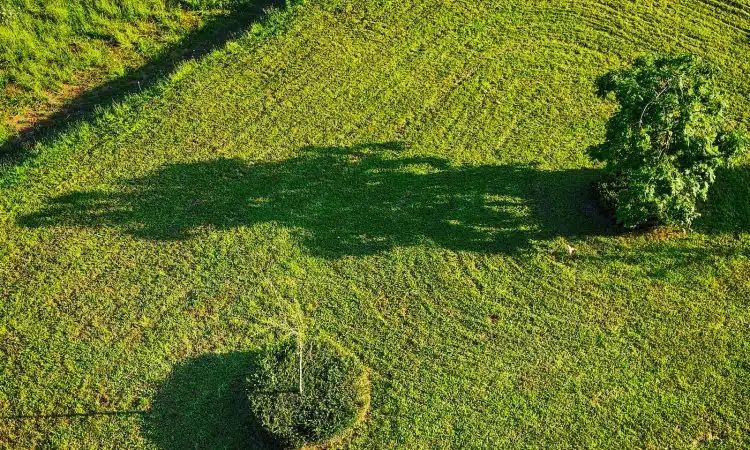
[589,54,746,229]
[247,333,370,449]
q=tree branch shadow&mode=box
[18,142,620,258]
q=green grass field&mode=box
[1,0,749,448]
[0,0,257,145]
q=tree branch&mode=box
[639,79,671,129]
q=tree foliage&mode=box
[590,54,746,229]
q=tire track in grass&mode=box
[196,0,443,157]
[227,1,479,153]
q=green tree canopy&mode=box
[590,54,746,229]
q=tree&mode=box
[590,54,746,229]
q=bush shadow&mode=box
[0,0,285,165]
[19,142,620,257]
[145,351,280,450]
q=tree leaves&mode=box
[590,54,747,229]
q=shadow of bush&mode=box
[144,351,279,450]
[695,165,750,234]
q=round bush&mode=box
[247,333,370,449]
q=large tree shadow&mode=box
[145,351,280,450]
[19,142,619,257]
[0,0,286,166]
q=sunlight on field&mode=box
[0,0,748,448]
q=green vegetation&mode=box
[0,0,749,448]
[0,0,254,147]
[0,0,184,98]
[0,0,241,95]
[248,333,370,449]
[591,54,747,228]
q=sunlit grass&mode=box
[0,0,748,448]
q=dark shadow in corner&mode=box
[0,0,285,166]
[695,165,750,235]
[18,142,620,258]
[145,351,280,450]
[1,352,279,448]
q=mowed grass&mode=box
[1,0,749,448]
[0,0,262,145]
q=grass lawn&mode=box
[0,0,270,146]
[1,0,749,447]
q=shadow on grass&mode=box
[695,165,750,234]
[145,351,280,450]
[568,166,750,280]
[0,0,285,166]
[18,142,619,257]
[1,352,279,449]
[576,237,748,280]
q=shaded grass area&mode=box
[19,142,615,257]
[697,166,750,234]
[0,0,749,448]
[3,351,278,449]
[145,351,275,450]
